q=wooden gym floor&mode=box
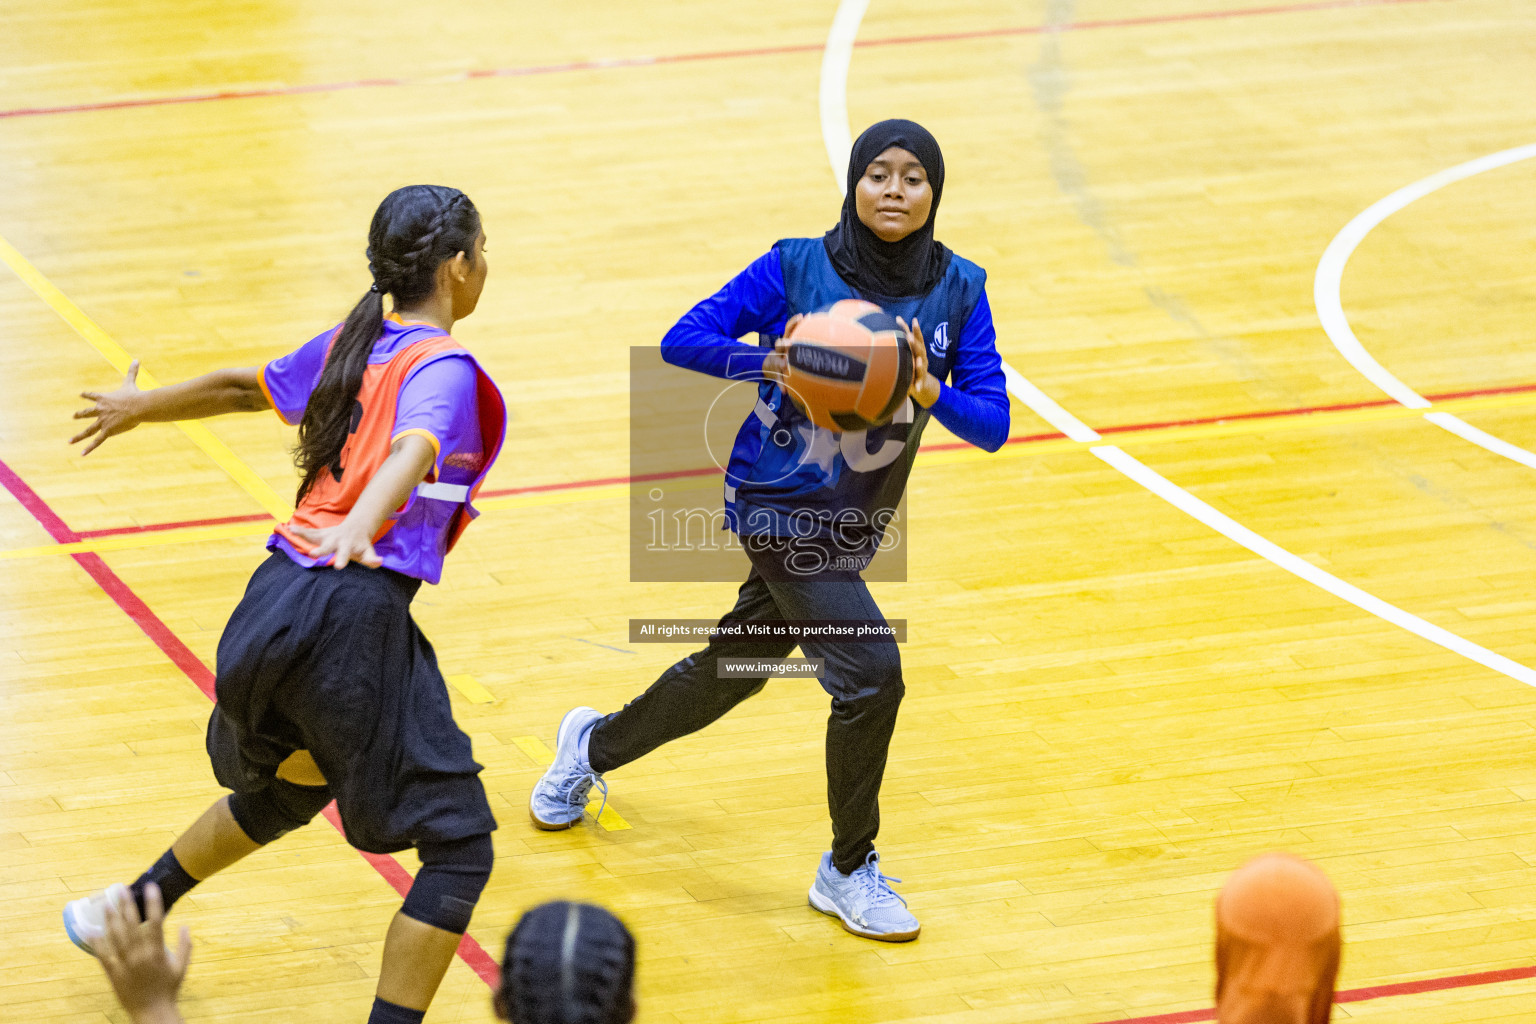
[3,0,1535,1021]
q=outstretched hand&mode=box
[288,521,383,570]
[898,317,941,408]
[71,361,147,455]
[96,882,191,1024]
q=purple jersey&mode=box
[259,315,485,584]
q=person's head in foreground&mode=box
[497,901,636,1024]
[1216,852,1341,1024]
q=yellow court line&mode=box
[512,735,630,831]
[0,233,294,522]
[2,483,640,561]
[476,482,634,512]
[0,481,641,560]
[0,521,276,561]
[445,673,496,704]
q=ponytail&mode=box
[293,287,384,501]
[292,185,481,503]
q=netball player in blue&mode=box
[531,120,1010,941]
[62,185,505,1024]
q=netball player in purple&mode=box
[62,185,505,1024]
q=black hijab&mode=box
[823,119,951,299]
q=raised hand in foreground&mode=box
[95,882,191,1024]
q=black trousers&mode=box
[587,555,904,875]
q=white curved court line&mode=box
[820,0,1536,687]
[1315,143,1536,457]
[819,0,869,197]
[1423,411,1536,471]
[1094,446,1536,685]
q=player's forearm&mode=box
[340,435,436,538]
[131,368,270,421]
[661,250,787,380]
[930,383,1010,452]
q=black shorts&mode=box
[207,551,496,854]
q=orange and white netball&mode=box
[782,301,913,431]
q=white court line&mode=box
[1423,411,1536,471]
[820,0,1536,687]
[1314,144,1536,460]
[1000,363,1100,442]
[818,0,869,196]
[1094,446,1536,686]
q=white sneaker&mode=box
[63,883,132,956]
[809,851,920,941]
[528,707,607,830]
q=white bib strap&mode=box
[416,481,470,503]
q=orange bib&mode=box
[276,331,505,558]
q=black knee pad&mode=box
[228,780,332,845]
[401,833,494,934]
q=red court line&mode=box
[0,459,216,696]
[320,804,502,984]
[847,0,1440,49]
[71,467,732,539]
[11,445,1536,1007]
[1098,1009,1214,1024]
[75,511,277,539]
[0,454,501,989]
[70,468,733,539]
[1093,963,1536,1024]
[923,380,1536,453]
[1337,963,1536,1002]
[0,458,78,540]
[479,464,724,498]
[0,0,1441,122]
[68,378,1536,540]
[1095,380,1536,435]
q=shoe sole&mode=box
[62,904,98,958]
[528,809,579,830]
[808,883,921,942]
[526,706,599,831]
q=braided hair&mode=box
[499,902,636,1024]
[293,184,481,502]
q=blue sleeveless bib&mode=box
[723,237,987,552]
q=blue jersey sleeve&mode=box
[929,288,1010,452]
[660,249,790,380]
